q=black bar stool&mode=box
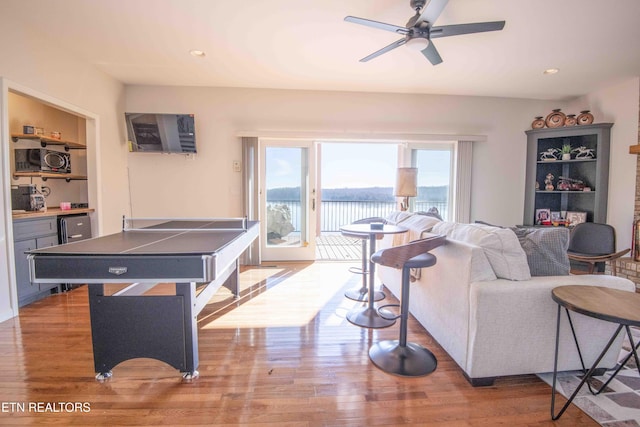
[342,217,386,302]
[368,235,445,377]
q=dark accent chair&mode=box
[567,223,630,276]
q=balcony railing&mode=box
[267,200,448,232]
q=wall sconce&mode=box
[395,167,418,211]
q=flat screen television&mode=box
[125,113,197,153]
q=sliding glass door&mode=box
[259,140,317,261]
[410,144,455,220]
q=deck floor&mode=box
[316,232,362,261]
[268,232,363,261]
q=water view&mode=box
[267,185,448,231]
[264,142,452,246]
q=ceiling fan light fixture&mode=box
[345,0,505,64]
[405,37,430,51]
[189,49,206,58]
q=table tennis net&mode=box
[123,217,248,232]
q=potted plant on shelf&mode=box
[560,143,572,160]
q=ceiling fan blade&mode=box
[430,21,506,38]
[421,42,443,65]
[417,0,449,25]
[344,16,409,35]
[360,38,408,62]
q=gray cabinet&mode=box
[523,123,612,226]
[13,216,60,306]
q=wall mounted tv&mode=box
[125,113,197,153]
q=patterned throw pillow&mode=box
[510,227,570,276]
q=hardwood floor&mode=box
[0,261,595,426]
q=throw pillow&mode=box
[432,221,531,281]
[388,212,442,247]
[510,227,570,276]
[397,214,441,236]
[415,207,443,221]
[385,211,412,225]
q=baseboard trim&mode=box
[0,307,17,323]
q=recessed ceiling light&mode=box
[189,50,206,57]
[543,68,559,75]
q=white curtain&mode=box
[455,140,473,223]
[242,137,260,265]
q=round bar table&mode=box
[550,285,640,420]
[339,223,408,328]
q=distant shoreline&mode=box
[267,185,448,202]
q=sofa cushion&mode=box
[510,227,570,276]
[432,222,531,280]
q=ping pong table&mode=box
[27,217,258,381]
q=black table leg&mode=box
[176,282,199,379]
[589,325,640,394]
[88,282,198,381]
[551,305,624,420]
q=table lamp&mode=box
[395,167,418,211]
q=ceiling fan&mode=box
[345,0,505,65]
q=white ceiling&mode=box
[6,0,640,100]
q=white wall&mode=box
[0,15,126,321]
[569,77,640,251]
[125,86,562,225]
[0,19,128,234]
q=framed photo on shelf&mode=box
[550,211,562,221]
[535,208,551,225]
[566,211,587,226]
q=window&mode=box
[412,147,453,219]
[410,144,456,221]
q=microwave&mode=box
[14,148,71,174]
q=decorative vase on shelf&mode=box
[544,173,554,191]
[545,109,566,128]
[577,110,594,125]
[564,114,577,126]
[531,116,545,129]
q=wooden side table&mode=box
[550,285,640,420]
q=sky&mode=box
[321,143,397,188]
[265,142,451,189]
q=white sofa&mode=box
[376,211,636,386]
